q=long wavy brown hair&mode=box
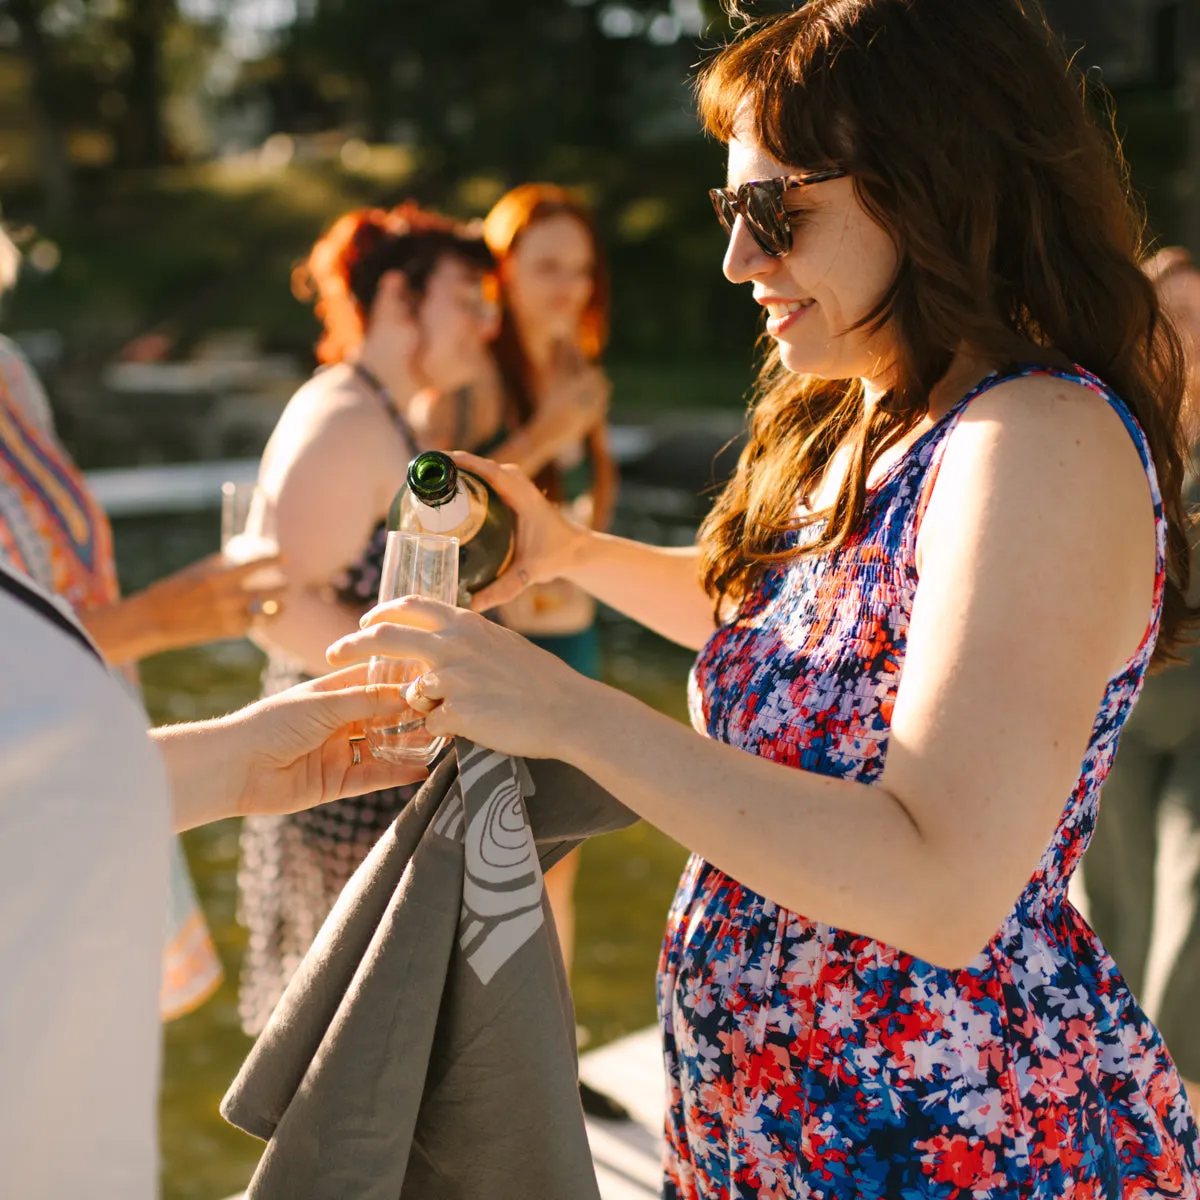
[483,183,615,526]
[696,0,1194,664]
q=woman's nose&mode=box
[723,216,773,285]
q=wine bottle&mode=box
[388,451,516,603]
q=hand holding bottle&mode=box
[389,451,517,604]
[447,451,590,612]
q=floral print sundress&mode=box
[659,365,1200,1199]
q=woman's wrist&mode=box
[558,523,607,586]
[500,409,577,475]
[127,586,176,655]
[502,427,535,471]
[546,674,645,777]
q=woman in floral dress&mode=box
[332,0,1200,1195]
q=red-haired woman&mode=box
[487,185,616,988]
[487,182,622,1116]
[237,203,496,1034]
[419,184,614,522]
[334,0,1200,1193]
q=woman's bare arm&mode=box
[253,386,397,676]
[460,453,716,649]
[561,379,1155,966]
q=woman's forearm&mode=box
[556,682,976,969]
[80,595,171,665]
[562,531,715,650]
[491,421,567,478]
[151,720,238,832]
[492,406,601,478]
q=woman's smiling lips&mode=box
[760,296,816,336]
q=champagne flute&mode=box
[220,481,284,589]
[365,531,460,764]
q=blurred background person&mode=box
[419,184,621,1115]
[0,226,286,1023]
[419,185,614,505]
[236,202,497,1035]
[1081,244,1200,1109]
[485,184,616,993]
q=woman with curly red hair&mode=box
[237,202,496,1034]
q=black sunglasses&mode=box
[709,168,849,257]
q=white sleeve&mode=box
[0,585,169,1200]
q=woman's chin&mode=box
[776,339,834,380]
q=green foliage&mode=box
[1,0,1192,374]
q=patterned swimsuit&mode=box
[659,366,1200,1199]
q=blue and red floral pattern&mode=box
[659,366,1200,1199]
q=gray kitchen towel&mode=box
[221,739,638,1200]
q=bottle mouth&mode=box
[408,451,458,506]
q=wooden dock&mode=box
[581,1026,665,1200]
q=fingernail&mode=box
[359,614,369,628]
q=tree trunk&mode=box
[7,0,74,217]
[119,0,172,167]
[1185,0,1200,254]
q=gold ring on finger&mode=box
[411,675,439,713]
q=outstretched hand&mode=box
[139,551,287,647]
[222,666,428,820]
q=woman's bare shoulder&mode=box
[280,366,377,428]
[260,367,390,482]
[924,370,1156,607]
[949,371,1151,495]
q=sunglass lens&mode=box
[743,183,788,256]
[709,190,735,235]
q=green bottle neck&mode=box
[408,453,458,507]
